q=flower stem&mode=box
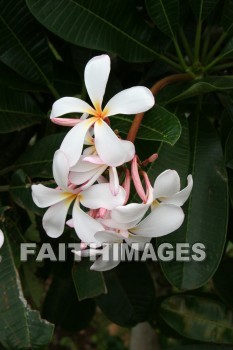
[127,73,193,143]
[0,185,9,192]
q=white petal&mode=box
[0,229,4,248]
[84,55,110,109]
[125,234,151,251]
[72,248,102,257]
[70,165,107,187]
[80,165,108,190]
[72,201,104,243]
[42,199,73,238]
[82,145,96,156]
[153,170,181,199]
[121,140,135,163]
[103,87,154,116]
[131,204,184,237]
[109,167,119,195]
[111,203,150,224]
[162,175,193,206]
[53,150,70,189]
[71,156,101,172]
[32,184,67,208]
[94,119,132,166]
[90,245,120,271]
[60,117,96,167]
[95,230,123,243]
[81,183,126,210]
[50,97,95,118]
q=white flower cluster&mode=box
[32,55,193,271]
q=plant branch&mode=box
[127,73,193,143]
[0,185,9,192]
[205,32,227,63]
[194,20,202,63]
[179,28,193,63]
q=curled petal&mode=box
[42,198,73,238]
[111,203,150,225]
[84,55,110,110]
[94,119,134,166]
[95,230,123,243]
[60,117,96,167]
[121,140,135,163]
[125,234,151,251]
[162,175,193,206]
[51,117,80,127]
[81,183,126,210]
[90,245,121,271]
[80,165,108,190]
[103,86,154,116]
[0,229,4,248]
[131,204,184,237]
[50,97,95,118]
[53,150,70,189]
[32,184,66,208]
[153,169,180,199]
[70,165,107,187]
[72,200,104,243]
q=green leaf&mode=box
[150,113,228,290]
[0,231,54,349]
[44,270,95,331]
[72,259,107,301]
[161,77,233,105]
[146,0,179,38]
[221,0,233,34]
[188,0,220,20]
[10,170,43,215]
[21,262,44,309]
[26,0,159,62]
[220,38,233,59]
[0,87,44,133]
[0,0,52,85]
[225,128,233,169]
[213,258,233,309]
[0,62,48,92]
[96,262,155,327]
[111,106,181,145]
[160,295,233,344]
[15,133,65,178]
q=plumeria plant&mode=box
[0,0,233,349]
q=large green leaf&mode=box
[10,170,43,215]
[72,259,107,301]
[26,0,159,62]
[149,113,228,289]
[225,127,233,169]
[0,231,54,349]
[96,262,155,327]
[189,0,220,20]
[0,87,44,133]
[111,106,181,145]
[160,295,233,344]
[15,133,65,178]
[43,269,95,331]
[221,0,233,34]
[146,0,179,38]
[0,0,52,85]
[160,76,233,105]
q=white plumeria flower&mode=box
[0,229,4,248]
[32,150,126,242]
[50,54,154,167]
[152,169,193,208]
[81,170,193,271]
